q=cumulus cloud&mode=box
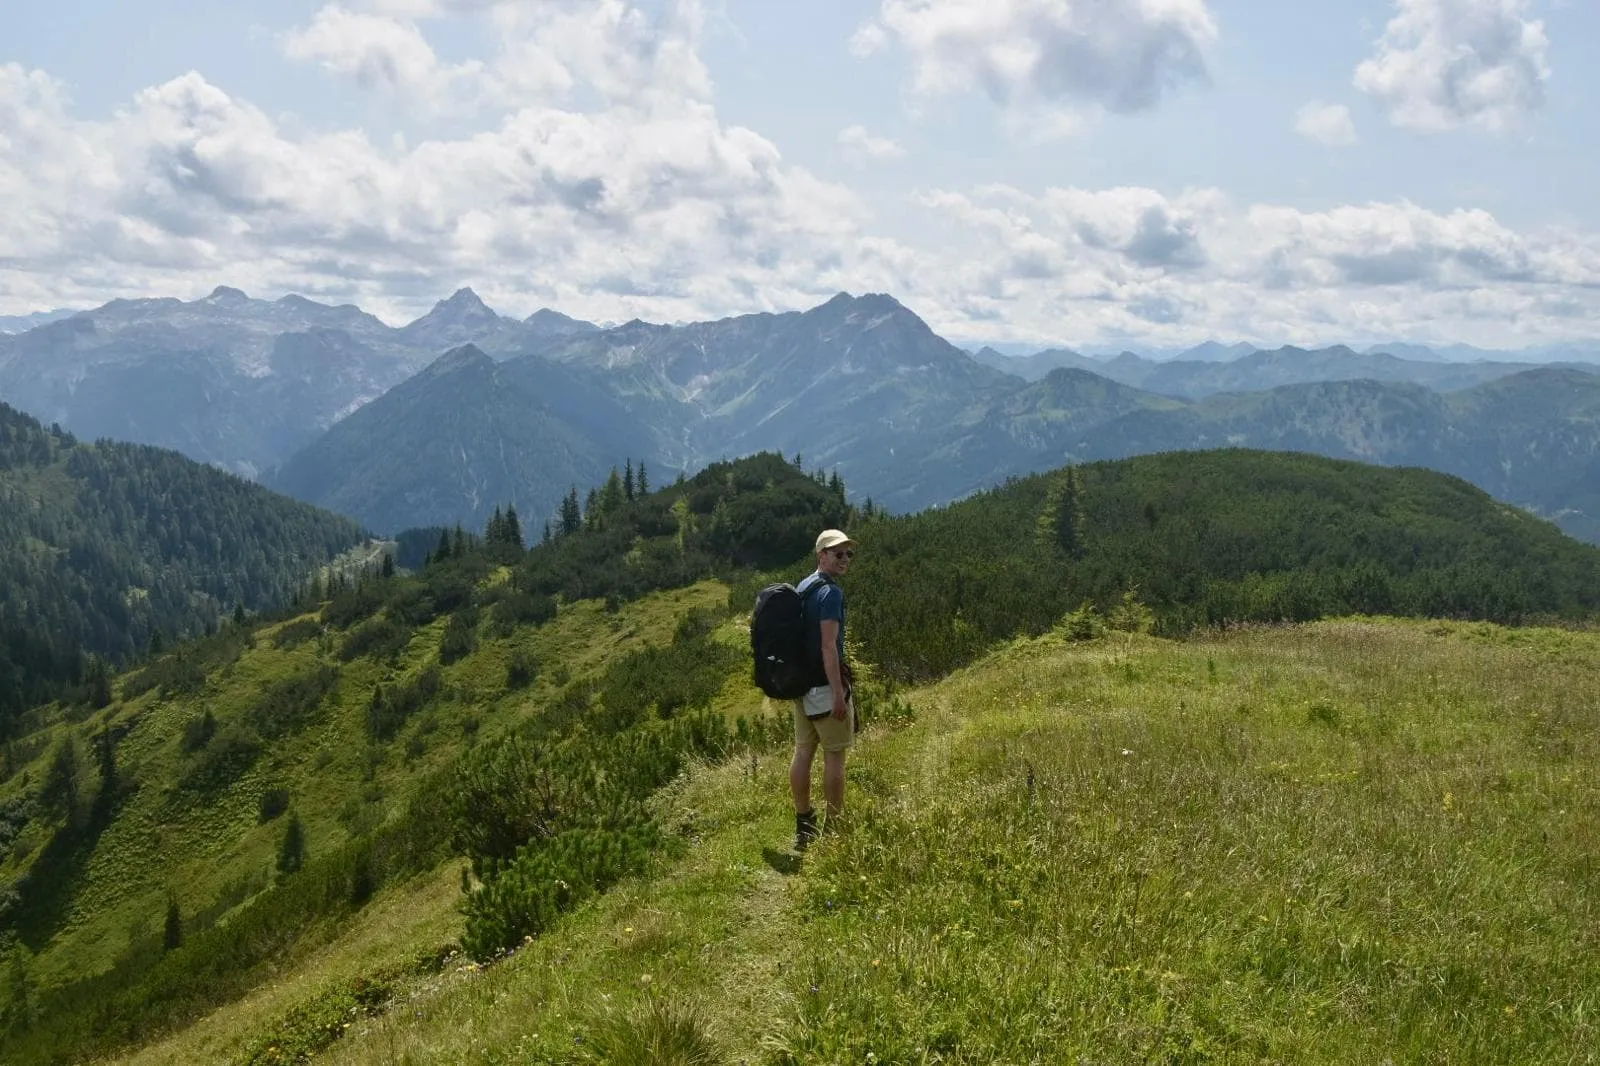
[839,124,905,160]
[284,0,711,113]
[1354,0,1550,133]
[857,0,1218,126]
[0,48,869,325]
[283,6,488,112]
[1294,101,1358,146]
[3,0,1599,351]
[900,183,1600,347]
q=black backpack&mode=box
[751,578,826,699]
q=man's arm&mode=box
[819,618,847,720]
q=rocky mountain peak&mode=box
[440,287,494,317]
[206,286,250,305]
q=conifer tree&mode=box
[624,459,635,501]
[560,487,582,535]
[600,467,625,516]
[504,505,523,549]
[86,657,112,709]
[434,529,453,563]
[636,460,649,496]
[1036,466,1085,558]
[277,811,306,875]
[162,893,182,951]
[381,552,395,579]
[41,735,81,826]
[452,524,467,557]
[584,487,602,531]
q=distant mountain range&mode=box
[3,288,1600,542]
[0,309,78,335]
[0,287,598,480]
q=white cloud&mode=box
[1294,101,1358,147]
[3,1,1599,351]
[898,184,1600,347]
[1354,0,1550,134]
[0,52,869,326]
[848,20,890,58]
[283,6,488,111]
[839,124,905,160]
[284,1,712,113]
[862,0,1218,127]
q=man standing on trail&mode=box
[792,528,856,851]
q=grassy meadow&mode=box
[117,615,1598,1065]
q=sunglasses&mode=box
[830,549,855,560]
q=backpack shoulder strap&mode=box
[797,572,833,603]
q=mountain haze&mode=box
[267,345,628,534]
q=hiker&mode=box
[791,528,856,850]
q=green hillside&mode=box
[122,617,1593,1065]
[0,402,367,736]
[1,449,1597,1064]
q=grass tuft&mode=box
[573,995,727,1066]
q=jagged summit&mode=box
[416,288,497,323]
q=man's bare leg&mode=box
[791,744,816,812]
[822,750,847,819]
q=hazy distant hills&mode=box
[4,287,1600,540]
[976,343,1593,397]
[877,368,1600,542]
[267,344,638,534]
[0,287,598,479]
[0,309,77,335]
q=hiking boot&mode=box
[795,809,818,851]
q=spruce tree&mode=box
[381,552,395,579]
[162,893,182,951]
[636,460,650,496]
[41,736,81,826]
[624,460,635,501]
[434,529,453,563]
[600,468,625,516]
[560,487,582,535]
[277,811,306,875]
[504,505,523,549]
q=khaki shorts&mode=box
[793,686,855,752]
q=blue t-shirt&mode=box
[797,570,845,680]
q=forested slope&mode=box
[0,402,366,734]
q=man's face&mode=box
[818,544,854,577]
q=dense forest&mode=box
[845,450,1600,681]
[0,401,366,735]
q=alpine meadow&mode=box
[0,450,1596,1064]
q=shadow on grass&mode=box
[760,846,802,876]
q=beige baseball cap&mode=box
[815,529,856,553]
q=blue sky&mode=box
[3,0,1597,350]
